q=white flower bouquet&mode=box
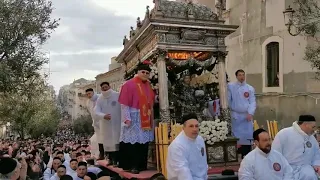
[199,119,228,145]
[149,65,158,79]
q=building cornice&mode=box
[95,67,122,79]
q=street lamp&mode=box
[283,6,302,36]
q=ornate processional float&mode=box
[115,0,239,175]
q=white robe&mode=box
[90,134,99,157]
[87,94,102,143]
[95,89,121,152]
[166,131,208,180]
[238,148,294,180]
[272,122,320,180]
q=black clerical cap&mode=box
[137,60,151,72]
[298,115,316,122]
[0,157,17,174]
[78,161,87,167]
[181,113,198,124]
[253,128,267,141]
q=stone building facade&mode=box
[95,56,124,93]
[194,0,320,128]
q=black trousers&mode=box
[98,143,104,157]
[118,142,149,171]
[106,151,119,163]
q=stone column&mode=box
[216,52,232,135]
[156,49,170,123]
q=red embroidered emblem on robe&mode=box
[244,92,249,98]
[273,163,281,171]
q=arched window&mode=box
[262,36,283,93]
[266,42,279,87]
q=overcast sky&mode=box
[43,0,155,91]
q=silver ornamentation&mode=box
[220,108,232,135]
[159,108,170,132]
[206,145,224,164]
[218,37,225,46]
[227,145,237,161]
[166,34,180,43]
[156,49,168,58]
[181,29,205,42]
[204,37,218,45]
[157,33,166,43]
[158,0,218,20]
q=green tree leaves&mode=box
[72,115,94,135]
[0,0,59,93]
[0,0,60,138]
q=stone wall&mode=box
[254,92,320,129]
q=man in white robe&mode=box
[272,115,320,180]
[166,113,208,180]
[95,82,121,166]
[239,128,293,180]
[85,88,103,159]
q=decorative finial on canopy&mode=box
[129,26,136,38]
[122,35,129,46]
[137,17,142,28]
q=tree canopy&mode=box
[0,0,60,138]
[72,115,94,135]
[293,0,320,78]
[0,0,59,93]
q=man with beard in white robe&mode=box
[239,128,293,180]
[272,115,320,180]
[95,82,121,166]
[85,88,103,159]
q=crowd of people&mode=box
[0,126,112,180]
[3,65,320,180]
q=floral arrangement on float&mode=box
[148,64,159,90]
[190,70,219,87]
[199,118,228,145]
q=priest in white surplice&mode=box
[95,82,121,166]
[166,113,208,180]
[239,128,293,180]
[272,115,320,180]
[85,88,103,159]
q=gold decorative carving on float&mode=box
[167,51,211,61]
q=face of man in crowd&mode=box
[57,153,64,162]
[52,159,62,171]
[255,132,271,154]
[77,156,83,162]
[70,161,77,170]
[86,91,94,99]
[236,71,245,83]
[183,119,199,139]
[183,75,191,85]
[137,70,150,81]
[101,84,110,92]
[71,150,77,159]
[77,166,87,178]
[85,154,91,160]
[301,122,316,135]
[57,167,66,177]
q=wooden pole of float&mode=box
[155,127,160,172]
[162,123,169,177]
